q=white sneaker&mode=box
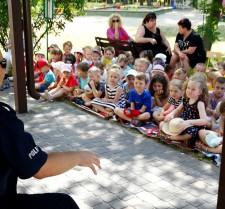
[7,76,13,82]
[39,93,47,100]
[44,90,53,101]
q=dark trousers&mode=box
[1,193,79,209]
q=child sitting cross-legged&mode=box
[91,64,126,117]
[72,62,89,99]
[76,66,105,106]
[35,59,55,92]
[45,63,78,101]
[114,72,152,127]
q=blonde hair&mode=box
[219,99,225,115]
[174,68,186,76]
[207,69,221,84]
[83,46,93,55]
[184,74,209,108]
[169,79,183,91]
[107,64,121,79]
[63,41,73,49]
[108,13,122,28]
[88,66,101,76]
[138,58,150,67]
[116,54,128,64]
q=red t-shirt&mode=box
[62,74,79,91]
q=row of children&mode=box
[33,40,225,155]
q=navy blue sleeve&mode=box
[0,103,48,179]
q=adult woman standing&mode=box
[135,12,171,63]
[170,18,206,76]
[107,13,133,41]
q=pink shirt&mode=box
[107,27,130,41]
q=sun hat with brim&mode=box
[152,64,164,71]
[35,51,45,56]
[155,53,167,63]
[126,70,137,77]
[205,133,223,147]
[61,63,72,73]
[74,48,84,55]
[162,118,184,136]
[51,61,65,71]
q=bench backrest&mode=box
[95,37,143,58]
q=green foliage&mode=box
[191,0,223,50]
[0,0,85,51]
[0,1,10,50]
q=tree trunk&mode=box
[107,0,113,4]
[202,0,220,51]
[147,0,152,6]
[140,0,144,6]
[123,0,128,5]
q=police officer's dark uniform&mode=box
[0,102,79,209]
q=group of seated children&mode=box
[33,41,225,155]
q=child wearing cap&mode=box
[116,54,131,83]
[74,48,84,76]
[33,51,45,80]
[47,61,64,91]
[123,70,137,106]
[114,72,152,127]
[44,64,78,101]
[92,46,102,63]
[35,59,55,92]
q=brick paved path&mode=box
[1,87,219,209]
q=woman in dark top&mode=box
[135,12,171,63]
[170,18,206,76]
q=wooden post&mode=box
[7,0,27,113]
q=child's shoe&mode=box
[44,90,53,102]
[76,98,85,105]
[131,118,143,127]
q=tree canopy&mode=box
[0,0,85,51]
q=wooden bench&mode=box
[95,37,143,58]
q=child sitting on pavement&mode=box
[76,66,105,106]
[62,41,73,62]
[207,77,225,117]
[46,61,64,91]
[153,79,183,125]
[73,62,89,99]
[123,70,137,106]
[35,59,55,92]
[91,64,126,117]
[45,63,78,102]
[114,72,152,127]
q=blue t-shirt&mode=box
[0,102,48,198]
[44,70,55,86]
[78,77,89,90]
[129,89,152,113]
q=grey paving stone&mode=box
[99,193,118,203]
[109,199,129,209]
[92,202,111,209]
[136,191,159,204]
[84,196,103,207]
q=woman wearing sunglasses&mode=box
[135,12,171,63]
[107,14,133,42]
